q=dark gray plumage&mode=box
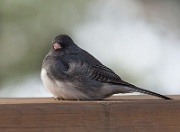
[41,34,171,100]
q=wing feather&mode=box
[90,65,122,83]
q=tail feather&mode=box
[129,86,171,100]
[114,80,172,100]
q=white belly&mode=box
[41,68,88,100]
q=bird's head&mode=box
[52,34,74,50]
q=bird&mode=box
[41,34,171,100]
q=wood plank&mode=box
[0,95,179,132]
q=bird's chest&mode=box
[41,68,88,99]
[41,68,59,93]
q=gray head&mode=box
[52,34,75,50]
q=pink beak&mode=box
[53,43,61,49]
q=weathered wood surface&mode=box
[0,95,179,132]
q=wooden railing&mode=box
[0,95,179,132]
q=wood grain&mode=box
[0,95,179,132]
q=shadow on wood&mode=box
[0,95,179,132]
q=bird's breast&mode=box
[41,68,88,100]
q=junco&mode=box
[41,34,171,100]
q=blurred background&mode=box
[0,0,180,97]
